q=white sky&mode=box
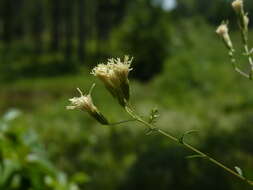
[162,0,177,11]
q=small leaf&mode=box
[148,108,159,124]
[179,130,198,144]
[235,166,243,176]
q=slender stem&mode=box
[238,13,253,79]
[244,44,253,79]
[229,50,250,79]
[125,106,253,186]
[110,119,137,126]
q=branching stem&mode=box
[244,44,253,79]
[124,105,253,186]
[229,50,250,79]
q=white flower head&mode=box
[108,56,133,80]
[66,89,94,110]
[67,84,108,125]
[216,23,228,36]
[91,55,133,106]
[232,0,243,14]
[216,23,233,50]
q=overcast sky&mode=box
[162,0,177,10]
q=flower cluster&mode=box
[67,55,133,124]
[91,55,133,106]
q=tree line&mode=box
[0,0,128,63]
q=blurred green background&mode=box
[1,0,253,189]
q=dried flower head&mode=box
[216,23,233,50]
[91,56,133,106]
[67,84,109,125]
[232,0,243,14]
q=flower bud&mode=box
[243,14,249,30]
[66,86,109,125]
[91,56,133,107]
[216,23,233,50]
[216,24,228,36]
[232,0,243,14]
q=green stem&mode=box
[110,119,137,126]
[125,106,253,186]
[244,44,253,79]
[238,13,253,80]
[229,50,250,79]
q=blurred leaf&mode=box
[71,172,90,184]
[3,109,21,122]
[234,166,243,176]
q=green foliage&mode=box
[0,109,85,190]
[174,0,234,25]
[0,42,78,81]
[109,0,171,81]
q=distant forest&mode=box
[0,0,253,80]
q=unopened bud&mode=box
[216,24,228,36]
[216,23,233,50]
[66,85,109,125]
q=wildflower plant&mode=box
[67,55,253,186]
[216,0,253,79]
